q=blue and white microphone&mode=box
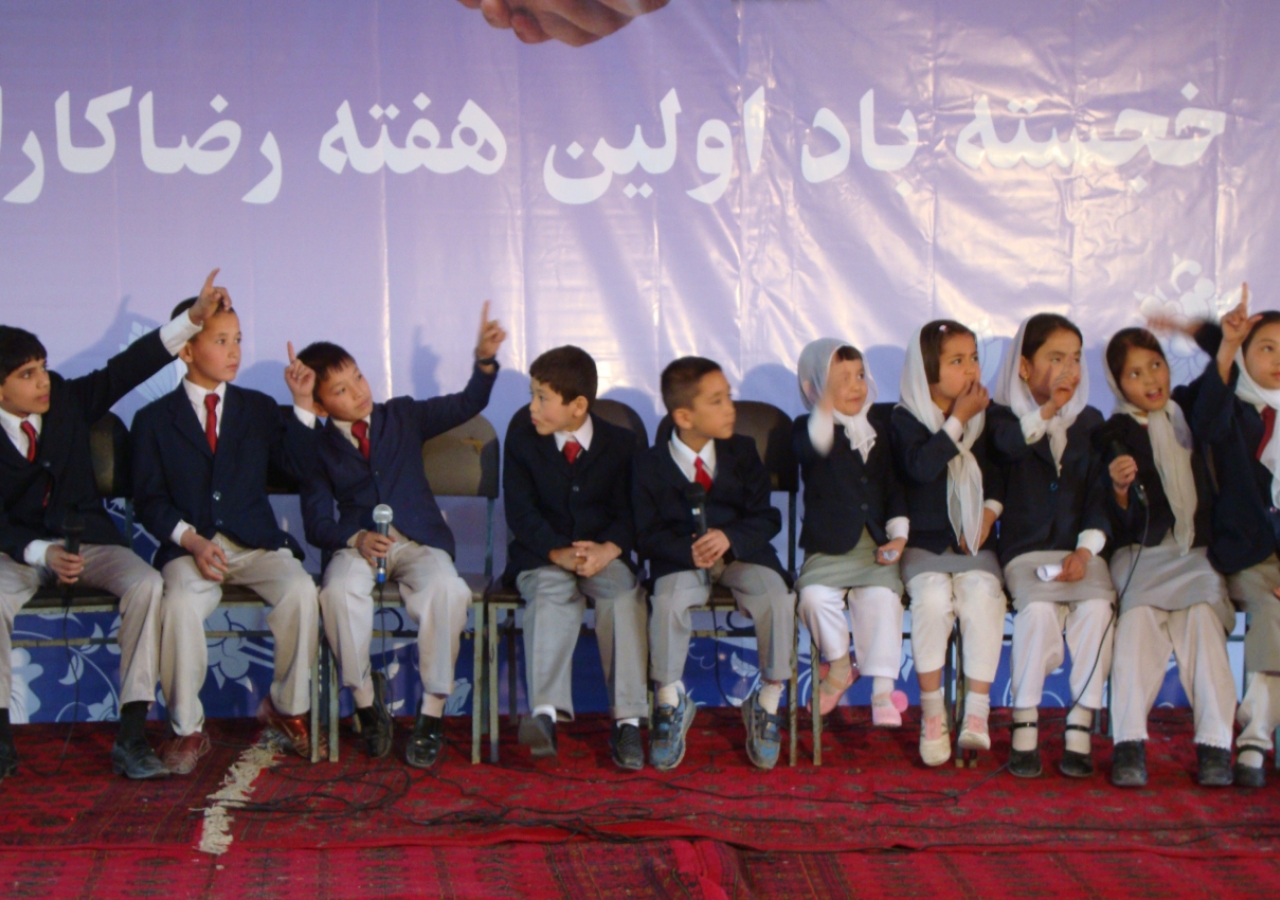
[372,504,393,584]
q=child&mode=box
[1098,327,1236,787]
[0,271,229,779]
[503,346,648,769]
[1152,286,1280,787]
[634,357,794,771]
[132,288,321,772]
[990,314,1115,779]
[296,305,504,768]
[891,320,1006,767]
[793,339,909,725]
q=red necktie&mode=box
[1259,407,1276,462]
[204,393,219,453]
[20,420,37,462]
[694,457,713,491]
[563,438,582,464]
[352,420,371,460]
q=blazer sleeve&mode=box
[719,443,783,558]
[414,364,498,442]
[632,455,696,570]
[891,406,960,486]
[1182,355,1239,448]
[1094,421,1142,542]
[0,499,47,561]
[130,407,186,548]
[300,465,358,552]
[502,428,572,561]
[66,328,175,424]
[269,403,317,484]
[987,404,1035,464]
[978,427,1006,509]
[595,438,636,554]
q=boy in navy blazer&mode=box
[295,305,505,769]
[634,357,794,772]
[503,346,648,769]
[0,271,230,780]
[131,286,320,773]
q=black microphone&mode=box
[62,512,85,557]
[1109,440,1149,507]
[372,504,393,584]
[684,482,710,584]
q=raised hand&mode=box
[188,268,232,325]
[475,301,507,370]
[284,341,317,412]
[951,379,990,424]
[456,0,669,48]
[1216,283,1259,382]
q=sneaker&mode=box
[1110,740,1147,787]
[518,713,557,759]
[161,731,211,776]
[649,692,696,772]
[871,691,906,728]
[957,713,991,752]
[743,689,783,771]
[609,721,644,771]
[919,713,951,767]
[1196,744,1233,787]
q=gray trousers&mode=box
[516,560,648,720]
[650,562,795,686]
[1,545,163,710]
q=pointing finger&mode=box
[288,341,297,364]
[202,268,220,296]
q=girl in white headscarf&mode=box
[989,313,1116,781]
[1149,286,1280,788]
[794,339,909,729]
[891,320,1006,767]
[1099,326,1235,789]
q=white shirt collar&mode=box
[0,405,41,451]
[668,431,716,482]
[553,415,594,453]
[333,414,373,449]
[182,377,226,408]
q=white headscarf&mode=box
[993,316,1089,473]
[898,324,986,554]
[797,338,879,461]
[1233,348,1280,508]
[1102,338,1197,555]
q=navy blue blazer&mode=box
[300,365,495,559]
[632,433,784,582]
[1,328,173,560]
[132,383,314,569]
[503,406,638,582]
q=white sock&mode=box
[1238,747,1265,769]
[617,717,640,728]
[533,704,557,721]
[758,681,783,715]
[1012,706,1038,752]
[921,688,944,722]
[421,693,446,717]
[964,691,990,728]
[871,677,895,705]
[1065,706,1093,755]
[657,681,685,709]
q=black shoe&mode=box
[1234,762,1267,788]
[1059,749,1095,779]
[0,733,17,778]
[358,673,394,759]
[518,713,558,759]
[610,721,644,771]
[742,689,783,771]
[110,738,169,780]
[1110,740,1147,788]
[1196,744,1234,787]
[1008,747,1042,778]
[405,714,445,770]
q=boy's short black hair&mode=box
[0,326,48,381]
[661,356,722,415]
[1106,328,1165,385]
[919,319,975,384]
[529,345,597,408]
[1021,313,1082,361]
[1243,311,1280,355]
[171,297,198,320]
[297,342,357,401]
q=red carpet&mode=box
[1,709,1278,898]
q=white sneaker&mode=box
[957,714,991,751]
[919,713,952,766]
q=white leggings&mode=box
[906,570,1005,682]
[1010,599,1114,709]
[798,584,903,680]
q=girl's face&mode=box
[1118,345,1171,412]
[827,358,868,417]
[929,333,980,407]
[1243,322,1280,391]
[1019,328,1082,406]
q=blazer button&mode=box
[860,503,869,511]
[213,491,222,502]
[1049,482,1058,492]
[215,518,224,527]
[860,476,869,484]
[572,486,580,492]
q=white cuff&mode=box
[170,520,193,547]
[1076,529,1106,557]
[23,540,54,568]
[1019,407,1049,445]
[983,499,1003,518]
[942,416,965,444]
[886,517,910,542]
[293,405,317,428]
[807,406,835,456]
[160,310,204,355]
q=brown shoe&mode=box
[162,731,211,775]
[256,697,310,758]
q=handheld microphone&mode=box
[62,512,85,557]
[372,504,393,584]
[1109,440,1149,507]
[683,482,710,584]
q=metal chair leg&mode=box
[811,629,822,766]
[325,642,340,764]
[309,644,321,764]
[789,660,798,768]
[471,601,484,765]
[488,607,501,763]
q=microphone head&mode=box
[372,504,394,525]
[62,512,85,535]
[683,482,707,504]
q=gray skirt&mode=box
[901,546,1002,587]
[1109,535,1233,631]
[1227,555,1280,672]
[1004,550,1116,612]
[796,528,903,594]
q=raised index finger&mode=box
[202,268,220,295]
[480,300,491,328]
[287,341,297,364]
